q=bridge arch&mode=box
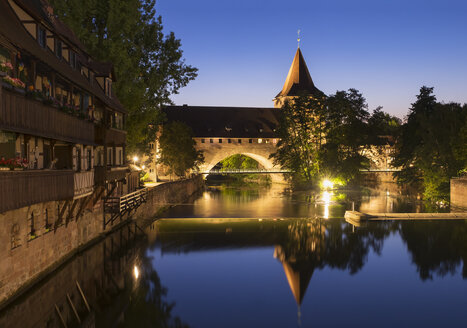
[195,140,285,183]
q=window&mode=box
[201,139,205,143]
[69,51,77,70]
[228,139,231,143]
[105,78,112,97]
[107,147,113,165]
[218,139,222,143]
[265,139,269,144]
[37,27,46,48]
[55,39,62,58]
[238,139,242,144]
[210,139,213,144]
[258,139,263,143]
[86,149,92,170]
[249,139,253,144]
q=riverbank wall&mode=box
[0,175,204,308]
[451,177,467,211]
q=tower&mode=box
[274,47,323,108]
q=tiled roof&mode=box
[162,106,281,138]
[0,0,126,113]
[276,47,323,98]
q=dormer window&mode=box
[69,51,77,69]
[105,78,112,97]
[37,26,46,48]
[55,39,62,59]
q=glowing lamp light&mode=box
[322,179,334,190]
[142,165,146,170]
[134,265,139,280]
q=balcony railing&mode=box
[0,87,95,145]
[95,125,126,145]
[74,171,94,199]
[94,166,129,185]
[0,170,74,213]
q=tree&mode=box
[324,89,372,183]
[158,121,204,177]
[220,154,259,170]
[393,87,467,201]
[49,0,198,155]
[270,93,327,186]
[271,90,379,187]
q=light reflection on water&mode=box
[147,183,467,327]
[1,183,465,328]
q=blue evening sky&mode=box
[157,0,467,118]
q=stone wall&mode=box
[451,177,467,211]
[0,222,144,327]
[0,175,204,307]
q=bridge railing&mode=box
[202,168,291,174]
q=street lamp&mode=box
[133,155,138,165]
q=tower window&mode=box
[228,139,231,143]
[201,139,205,143]
[238,139,242,144]
[218,139,222,143]
[249,139,253,144]
[210,139,213,144]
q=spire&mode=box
[276,48,322,100]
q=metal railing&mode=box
[202,168,291,174]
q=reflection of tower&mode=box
[273,220,326,325]
[274,245,314,306]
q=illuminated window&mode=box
[258,139,263,144]
[265,139,269,144]
[273,139,278,144]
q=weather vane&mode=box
[297,29,301,48]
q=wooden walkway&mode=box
[345,210,467,222]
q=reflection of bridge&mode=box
[201,168,292,174]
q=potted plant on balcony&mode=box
[0,61,13,77]
[0,157,10,171]
[2,75,25,93]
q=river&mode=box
[1,182,466,327]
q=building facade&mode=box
[0,0,140,305]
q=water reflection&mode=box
[0,223,188,328]
[1,183,466,327]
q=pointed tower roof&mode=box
[276,48,322,98]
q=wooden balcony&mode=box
[95,125,126,145]
[95,166,129,185]
[0,170,74,214]
[74,171,94,199]
[0,86,95,145]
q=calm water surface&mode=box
[1,183,467,327]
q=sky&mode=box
[156,0,467,118]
